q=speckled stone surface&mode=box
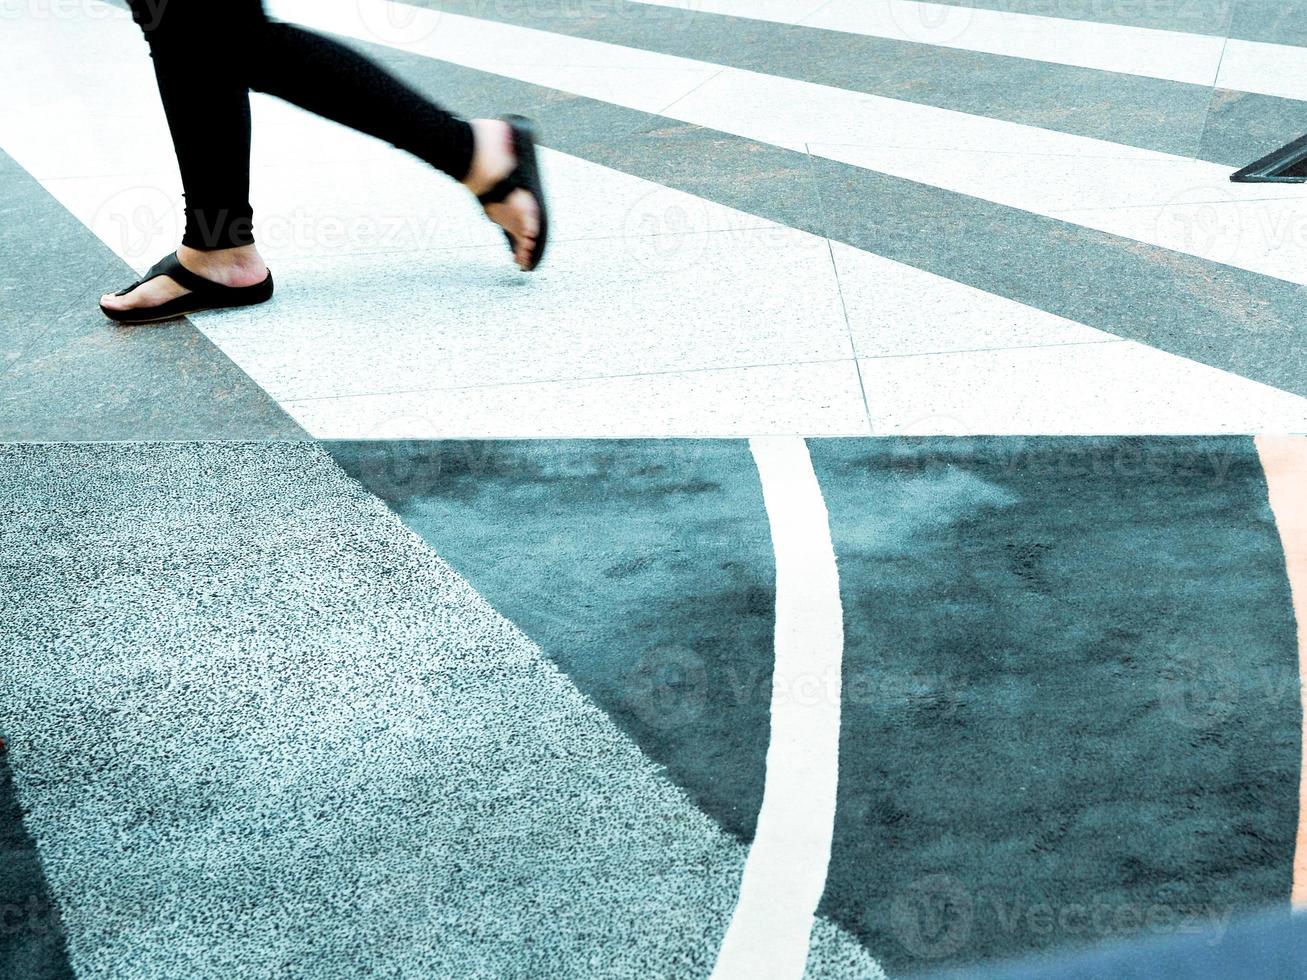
[415,0,1217,158]
[299,36,1307,402]
[0,442,878,979]
[0,151,304,442]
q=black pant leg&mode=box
[125,0,477,251]
[246,22,475,181]
[127,0,264,250]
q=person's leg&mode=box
[104,0,269,314]
[106,0,542,316]
[249,21,473,183]
[245,21,538,268]
[127,0,265,250]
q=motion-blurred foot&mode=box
[465,117,541,271]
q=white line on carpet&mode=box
[713,437,845,979]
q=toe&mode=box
[516,235,536,269]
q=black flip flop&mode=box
[100,251,274,325]
[476,114,549,272]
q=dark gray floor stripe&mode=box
[810,436,1300,975]
[410,0,1219,160]
[0,752,73,980]
[1200,88,1307,168]
[329,38,1307,398]
[892,0,1234,35]
[1227,0,1307,47]
[780,0,1306,47]
[805,153,1307,399]
[407,0,1307,167]
[0,150,305,441]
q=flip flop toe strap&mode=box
[476,172,523,207]
[114,252,218,297]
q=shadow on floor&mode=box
[0,745,74,980]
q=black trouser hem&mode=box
[182,206,257,251]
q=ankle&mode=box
[177,244,267,288]
[179,243,262,264]
[462,118,514,197]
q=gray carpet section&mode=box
[326,440,777,843]
[810,437,1301,975]
[0,151,304,440]
[328,437,1306,976]
[0,442,878,979]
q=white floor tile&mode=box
[196,229,851,401]
[250,98,399,169]
[268,0,721,115]
[831,242,1117,357]
[0,11,392,179]
[860,342,1307,435]
[39,171,186,274]
[245,143,773,262]
[1047,192,1307,287]
[1218,39,1307,104]
[283,359,872,437]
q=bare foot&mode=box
[100,245,268,314]
[463,118,540,270]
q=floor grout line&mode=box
[274,355,866,404]
[807,139,878,438]
[266,337,1135,408]
[826,242,876,438]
